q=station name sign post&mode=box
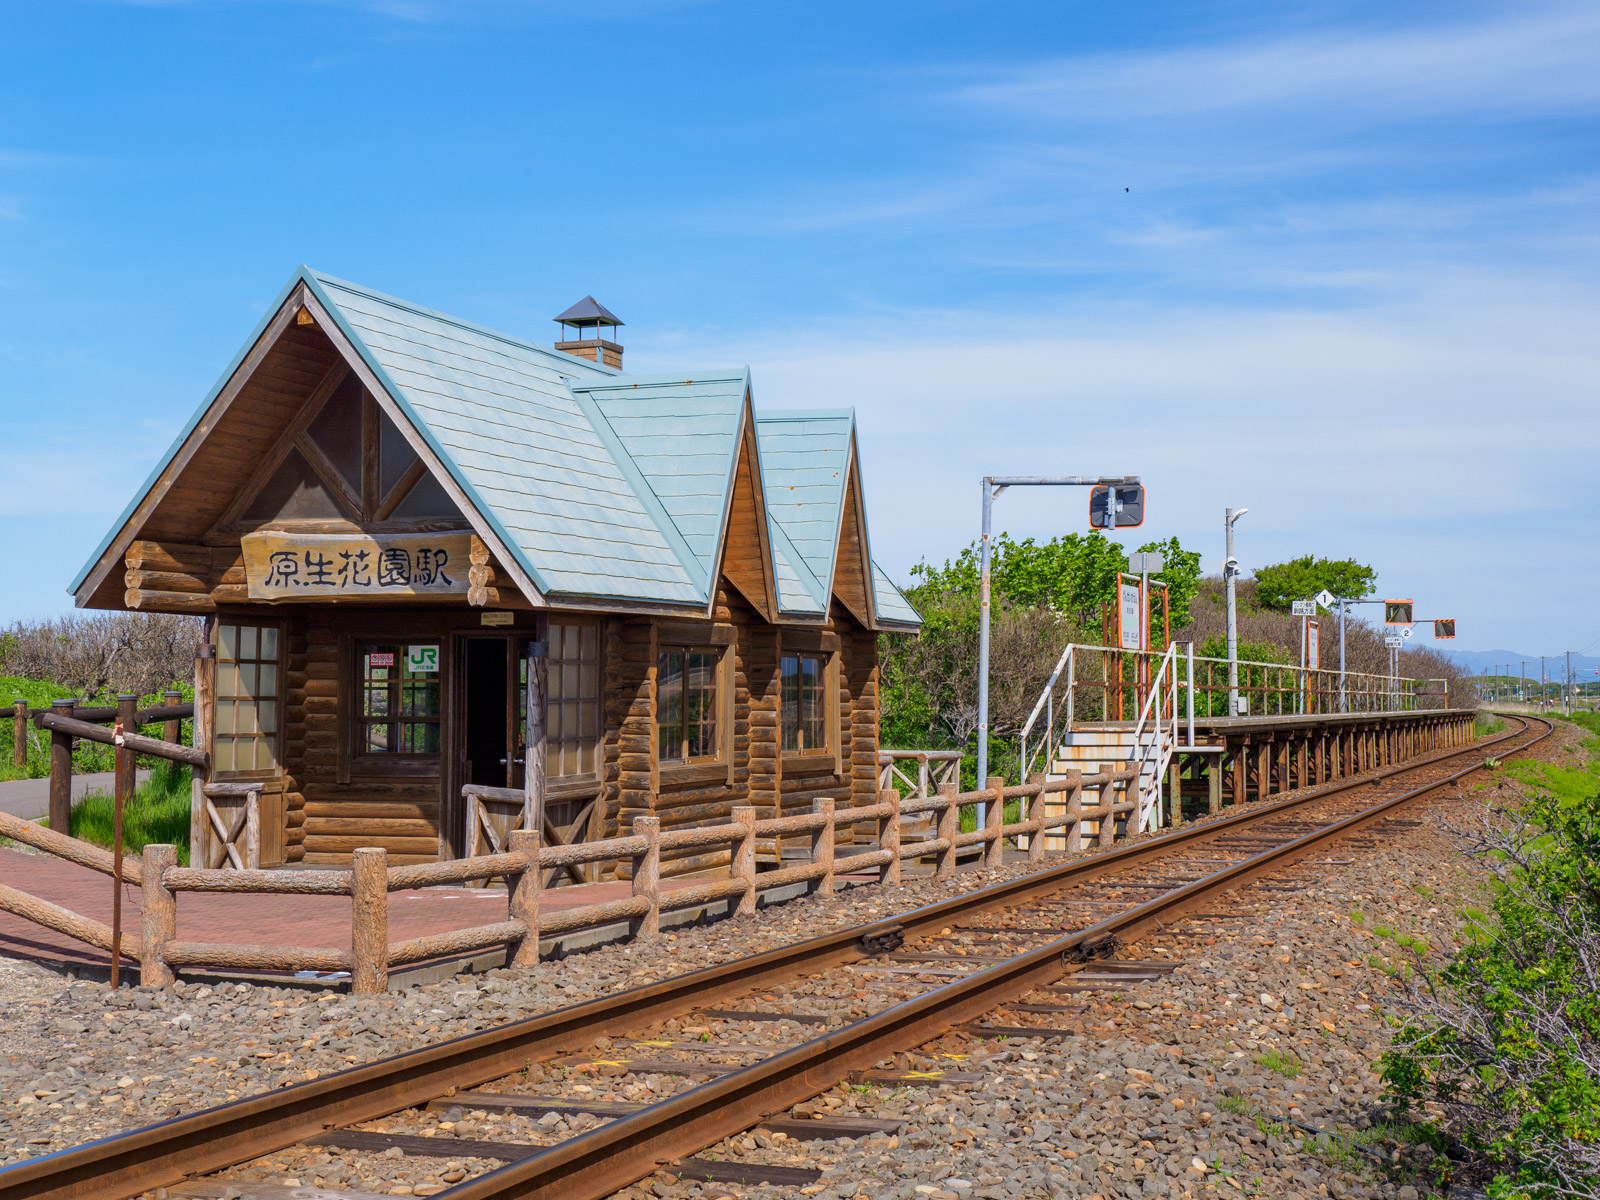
[241,532,473,600]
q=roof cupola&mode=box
[553,296,624,369]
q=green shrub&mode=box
[1381,763,1600,1197]
[70,758,192,864]
[1255,1047,1302,1078]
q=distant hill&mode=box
[1435,648,1600,680]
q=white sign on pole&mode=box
[1291,599,1316,617]
[1384,635,1403,649]
[1119,580,1142,651]
[1307,620,1320,670]
[1401,627,1414,640]
[1315,589,1336,609]
[1127,551,1164,575]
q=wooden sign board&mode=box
[241,532,472,600]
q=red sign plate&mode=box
[368,652,395,668]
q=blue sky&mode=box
[1,0,1596,654]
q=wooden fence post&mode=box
[731,806,757,917]
[984,776,1005,869]
[162,690,183,746]
[49,699,74,836]
[1026,773,1047,863]
[506,829,541,968]
[351,847,388,994]
[935,781,958,879]
[1063,770,1083,852]
[877,788,901,886]
[12,698,25,770]
[1168,758,1183,828]
[191,643,215,869]
[140,843,177,987]
[632,816,660,939]
[811,798,836,897]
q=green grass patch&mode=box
[1254,1047,1302,1078]
[1473,712,1507,737]
[69,758,192,864]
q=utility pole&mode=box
[975,473,1141,809]
[1566,650,1573,715]
[1541,656,1546,711]
[1224,507,1248,716]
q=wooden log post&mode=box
[1256,742,1272,800]
[12,698,24,770]
[48,699,74,836]
[1063,769,1083,851]
[1168,758,1183,827]
[190,643,215,868]
[506,829,541,968]
[1231,743,1246,807]
[140,844,177,987]
[984,776,1005,869]
[731,806,757,916]
[878,788,901,886]
[1026,773,1048,863]
[934,781,959,879]
[351,847,389,994]
[631,815,661,939]
[1097,775,1116,848]
[1208,755,1222,815]
[162,690,183,746]
[811,798,836,897]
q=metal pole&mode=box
[1225,508,1241,716]
[1186,641,1195,747]
[1566,650,1572,716]
[1339,599,1348,713]
[976,478,993,827]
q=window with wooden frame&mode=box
[214,622,281,773]
[358,643,442,757]
[543,621,601,779]
[656,645,721,765]
[781,651,830,755]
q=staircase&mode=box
[1050,720,1175,839]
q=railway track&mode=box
[3,713,1550,1200]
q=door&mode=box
[452,633,537,858]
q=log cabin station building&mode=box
[70,268,922,874]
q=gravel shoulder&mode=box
[0,719,1575,1199]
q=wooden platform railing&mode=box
[0,765,1137,993]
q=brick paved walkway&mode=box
[0,847,680,974]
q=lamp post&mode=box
[1224,508,1248,716]
[975,474,1141,817]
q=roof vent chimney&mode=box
[554,296,624,369]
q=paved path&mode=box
[0,847,695,975]
[0,772,151,821]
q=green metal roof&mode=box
[71,267,922,629]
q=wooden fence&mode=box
[12,692,193,834]
[0,764,1136,993]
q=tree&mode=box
[1253,555,1376,612]
[909,530,1203,628]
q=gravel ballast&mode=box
[0,718,1576,1200]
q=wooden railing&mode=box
[15,693,194,833]
[0,765,1137,993]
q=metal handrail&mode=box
[1128,643,1180,832]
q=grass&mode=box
[1254,1047,1303,1078]
[69,758,193,864]
[1473,712,1507,737]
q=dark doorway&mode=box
[463,638,510,789]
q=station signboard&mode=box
[1119,579,1143,650]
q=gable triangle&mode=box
[830,460,874,627]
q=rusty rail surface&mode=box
[0,713,1546,1200]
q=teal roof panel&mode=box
[754,411,852,609]
[578,371,748,584]
[310,273,705,606]
[872,562,923,628]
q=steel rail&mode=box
[0,714,1540,1200]
[435,714,1552,1200]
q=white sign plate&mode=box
[1307,621,1320,670]
[1119,580,1142,651]
[1291,600,1316,616]
[1384,636,1404,649]
[405,645,440,673]
[1315,589,1336,609]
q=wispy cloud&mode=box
[957,6,1600,123]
